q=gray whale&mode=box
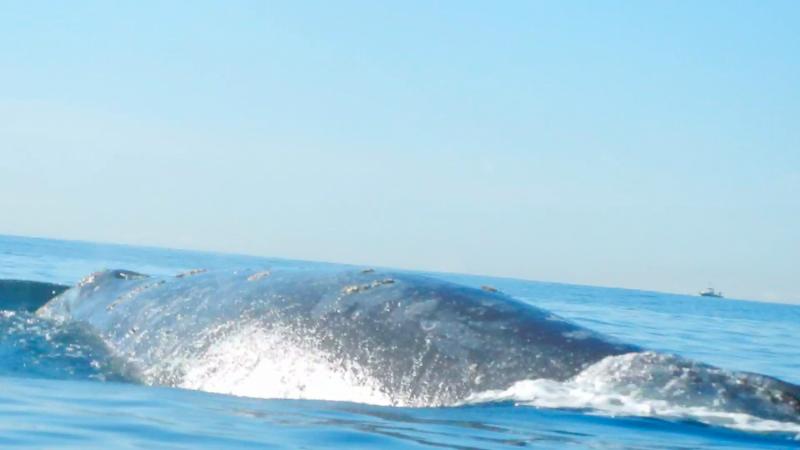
[36,267,637,404]
[35,267,800,424]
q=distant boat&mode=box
[699,287,723,298]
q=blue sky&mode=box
[1,1,798,303]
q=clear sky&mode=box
[1,1,798,303]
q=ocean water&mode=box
[0,234,798,449]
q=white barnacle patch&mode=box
[372,278,395,287]
[342,285,362,295]
[77,273,98,287]
[176,269,207,278]
[341,278,396,296]
[115,270,147,280]
[247,271,271,282]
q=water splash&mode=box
[0,310,129,381]
[464,352,800,436]
[177,322,393,405]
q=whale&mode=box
[32,267,800,424]
[35,267,640,404]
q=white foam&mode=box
[463,353,800,437]
[176,323,394,405]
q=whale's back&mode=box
[38,268,637,405]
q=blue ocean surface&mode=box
[0,234,798,449]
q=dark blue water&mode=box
[1,234,798,448]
